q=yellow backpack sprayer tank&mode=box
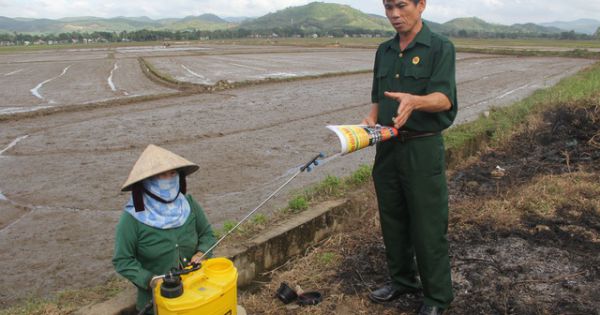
[151,258,238,315]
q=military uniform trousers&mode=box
[372,133,453,308]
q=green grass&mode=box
[317,252,338,266]
[315,175,342,196]
[252,213,267,225]
[444,61,600,165]
[288,196,309,213]
[346,164,372,186]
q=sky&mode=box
[1,0,599,25]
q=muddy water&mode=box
[0,49,595,307]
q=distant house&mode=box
[33,39,45,45]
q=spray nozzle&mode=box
[301,152,326,172]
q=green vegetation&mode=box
[317,252,338,266]
[252,213,268,225]
[222,220,236,233]
[316,175,342,196]
[347,164,373,186]
[288,196,309,213]
[214,220,237,238]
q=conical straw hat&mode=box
[121,144,199,191]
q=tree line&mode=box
[1,27,599,45]
[442,29,598,40]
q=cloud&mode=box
[0,0,597,24]
[426,0,600,24]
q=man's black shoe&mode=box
[368,284,418,303]
[418,304,445,315]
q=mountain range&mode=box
[0,2,598,36]
[0,14,233,33]
[541,19,600,35]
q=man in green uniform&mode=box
[361,1,457,314]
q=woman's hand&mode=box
[190,251,206,264]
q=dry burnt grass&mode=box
[239,101,600,315]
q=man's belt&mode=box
[395,130,439,142]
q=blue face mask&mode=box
[125,173,191,229]
[143,174,180,202]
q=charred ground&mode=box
[240,101,600,314]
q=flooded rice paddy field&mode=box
[0,43,595,307]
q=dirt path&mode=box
[0,49,594,307]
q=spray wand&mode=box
[197,152,325,261]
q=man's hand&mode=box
[190,251,206,264]
[384,91,418,129]
[361,116,377,126]
[361,103,379,126]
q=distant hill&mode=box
[443,17,562,35]
[0,14,233,33]
[161,14,233,31]
[0,16,64,33]
[0,2,596,38]
[540,19,600,35]
[240,2,393,32]
[223,16,254,23]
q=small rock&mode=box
[285,304,300,310]
[561,280,577,290]
[534,225,551,233]
[566,139,578,147]
[466,181,479,190]
[491,165,506,178]
[490,169,505,178]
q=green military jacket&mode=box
[112,194,216,312]
[371,22,458,132]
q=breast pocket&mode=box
[403,65,431,93]
[376,67,390,100]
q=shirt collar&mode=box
[386,21,432,53]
